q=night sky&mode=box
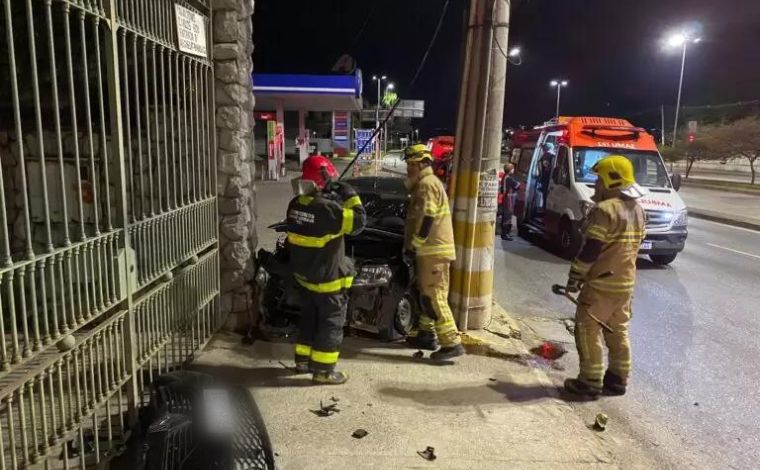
[253,0,760,136]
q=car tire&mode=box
[394,293,414,336]
[558,219,582,259]
[649,253,677,265]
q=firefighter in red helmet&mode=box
[287,155,367,385]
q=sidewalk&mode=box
[201,174,645,469]
[678,185,760,230]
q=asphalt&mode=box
[495,218,760,470]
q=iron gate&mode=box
[0,0,219,467]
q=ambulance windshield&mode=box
[573,148,671,188]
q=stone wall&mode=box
[212,0,257,329]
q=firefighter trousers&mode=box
[416,257,461,348]
[574,286,633,388]
[294,289,348,372]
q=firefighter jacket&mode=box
[286,183,367,294]
[405,166,456,260]
[570,196,646,294]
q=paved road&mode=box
[494,218,760,469]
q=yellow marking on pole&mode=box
[450,268,493,298]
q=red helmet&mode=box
[302,155,338,189]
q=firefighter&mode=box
[287,155,367,385]
[403,144,465,360]
[564,155,646,397]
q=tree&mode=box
[702,117,760,184]
[659,140,712,178]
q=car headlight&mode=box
[353,265,393,287]
[579,200,595,218]
[672,209,688,227]
[255,267,269,288]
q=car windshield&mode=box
[573,148,671,188]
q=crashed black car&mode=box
[255,177,416,341]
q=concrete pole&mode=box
[450,0,510,330]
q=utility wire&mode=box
[349,0,380,53]
[340,0,452,178]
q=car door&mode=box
[545,145,572,235]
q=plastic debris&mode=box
[417,446,437,461]
[413,350,424,359]
[593,413,609,431]
[311,401,340,417]
[530,341,567,360]
[352,429,368,439]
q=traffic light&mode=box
[688,133,695,143]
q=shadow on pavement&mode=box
[190,363,315,388]
[379,380,559,406]
[636,257,671,271]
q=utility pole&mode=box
[449,0,510,330]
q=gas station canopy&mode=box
[252,72,363,112]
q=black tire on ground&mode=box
[558,219,583,259]
[649,253,677,265]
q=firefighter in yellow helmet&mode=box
[564,155,647,397]
[403,144,465,360]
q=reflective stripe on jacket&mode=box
[405,167,456,260]
[286,184,367,293]
[571,197,646,294]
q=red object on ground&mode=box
[533,341,567,360]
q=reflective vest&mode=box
[286,186,366,294]
[405,167,456,260]
[571,197,646,294]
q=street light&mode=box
[550,79,568,118]
[663,29,702,146]
[507,46,523,65]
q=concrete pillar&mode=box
[212,0,257,330]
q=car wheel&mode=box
[649,253,677,265]
[558,219,582,259]
[394,294,414,336]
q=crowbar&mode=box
[552,272,614,333]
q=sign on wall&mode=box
[175,4,208,58]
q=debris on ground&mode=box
[352,429,368,439]
[311,401,341,417]
[563,319,576,335]
[330,396,340,403]
[530,341,568,360]
[593,413,609,431]
[488,377,497,382]
[278,361,292,370]
[412,350,424,359]
[417,446,437,461]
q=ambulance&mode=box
[512,116,688,265]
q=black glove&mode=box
[326,181,356,200]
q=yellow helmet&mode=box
[403,144,434,163]
[592,155,636,190]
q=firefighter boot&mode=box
[312,370,349,385]
[406,330,439,351]
[430,344,466,361]
[603,370,627,396]
[294,360,311,374]
[563,378,601,398]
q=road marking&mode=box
[699,219,760,235]
[706,243,760,260]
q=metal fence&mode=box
[0,0,219,468]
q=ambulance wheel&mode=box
[558,219,582,259]
[650,253,677,266]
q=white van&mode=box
[512,116,688,265]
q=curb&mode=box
[490,301,523,339]
[683,179,760,196]
[688,208,760,232]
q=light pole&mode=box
[550,79,568,119]
[664,31,701,147]
[384,83,394,153]
[372,75,388,165]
